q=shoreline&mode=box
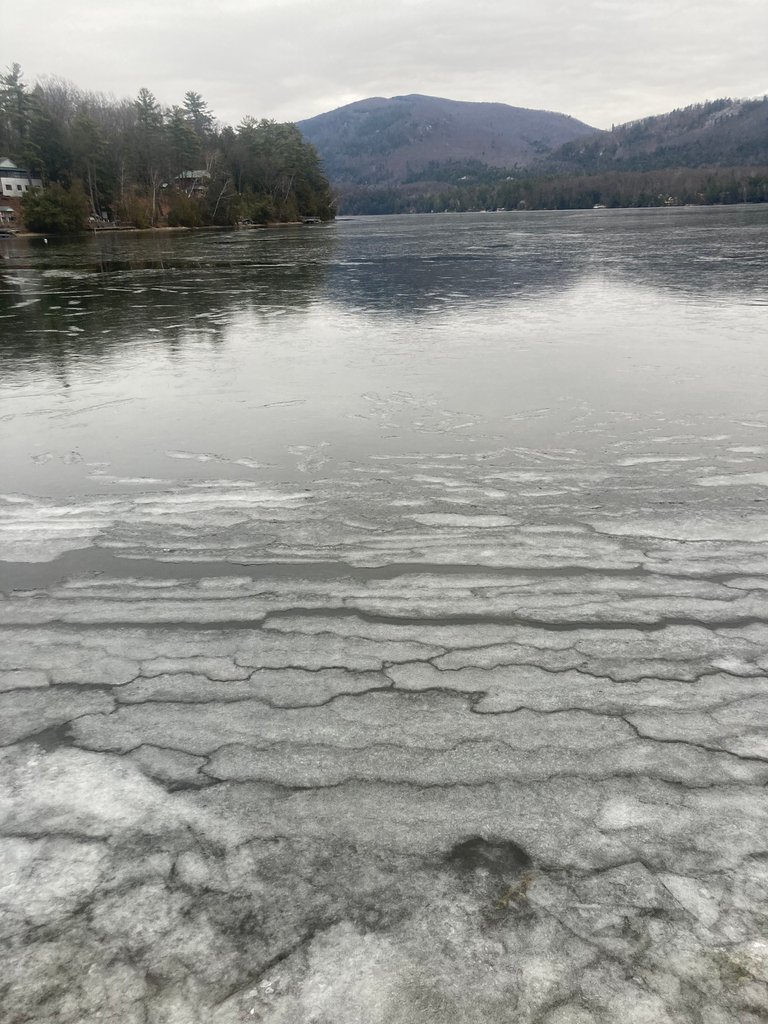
[8,220,330,239]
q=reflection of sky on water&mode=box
[1,207,768,498]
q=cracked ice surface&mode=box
[3,483,768,1023]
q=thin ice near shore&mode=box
[2,474,768,1023]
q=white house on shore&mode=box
[0,158,43,197]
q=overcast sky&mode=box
[5,0,767,129]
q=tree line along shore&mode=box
[339,164,768,215]
[0,64,335,233]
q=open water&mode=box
[2,207,767,503]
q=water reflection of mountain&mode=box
[323,249,585,315]
[0,228,336,370]
[574,206,768,302]
[321,208,768,314]
[2,210,766,375]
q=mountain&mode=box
[544,97,768,174]
[297,94,598,185]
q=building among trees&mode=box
[0,157,42,195]
[0,158,42,228]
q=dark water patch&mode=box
[17,721,77,753]
[264,607,768,632]
[1,546,759,593]
[446,836,532,878]
[4,607,766,633]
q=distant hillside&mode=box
[298,94,597,185]
[544,97,768,173]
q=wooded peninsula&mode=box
[0,64,335,232]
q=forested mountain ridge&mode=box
[297,94,597,185]
[543,97,768,174]
[0,63,334,231]
[305,93,768,215]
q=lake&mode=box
[2,207,768,1024]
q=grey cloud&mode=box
[5,0,767,128]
